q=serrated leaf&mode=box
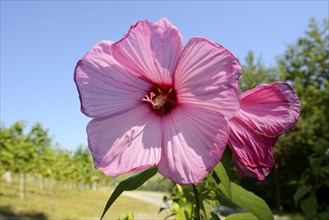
[230,182,274,220]
[100,166,158,219]
[226,212,258,220]
[214,162,231,198]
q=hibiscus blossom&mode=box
[228,82,301,180]
[74,18,241,184]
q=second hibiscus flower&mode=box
[74,18,242,184]
[228,82,301,180]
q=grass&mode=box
[0,179,169,220]
[0,178,304,220]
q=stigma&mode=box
[142,87,176,115]
[142,92,169,109]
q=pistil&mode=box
[142,87,176,115]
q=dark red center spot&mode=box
[142,85,177,115]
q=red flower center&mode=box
[142,86,177,115]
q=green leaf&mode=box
[214,162,231,198]
[216,187,238,211]
[309,156,322,175]
[300,195,317,218]
[230,182,274,220]
[100,166,158,219]
[175,207,191,219]
[319,211,329,220]
[321,165,329,174]
[226,212,258,220]
[172,202,180,214]
[294,184,312,206]
[220,147,233,173]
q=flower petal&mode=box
[158,105,228,184]
[228,116,277,180]
[74,41,152,118]
[87,105,162,175]
[232,155,271,181]
[173,37,241,118]
[112,18,183,85]
[238,82,301,137]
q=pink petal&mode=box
[74,41,152,118]
[173,37,241,119]
[233,155,270,181]
[87,105,162,175]
[238,82,301,137]
[158,105,229,184]
[228,116,277,180]
[112,18,183,85]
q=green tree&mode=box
[240,51,278,91]
[72,145,112,189]
[52,148,75,184]
[275,18,329,217]
[72,145,94,187]
[27,122,55,189]
[0,122,35,199]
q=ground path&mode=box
[122,190,169,208]
[120,190,171,219]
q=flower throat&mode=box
[142,86,177,115]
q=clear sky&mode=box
[1,1,328,151]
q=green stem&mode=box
[192,184,201,220]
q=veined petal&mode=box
[238,82,301,137]
[87,105,162,175]
[112,18,183,85]
[173,37,241,119]
[228,116,277,180]
[233,155,271,181]
[74,41,152,118]
[158,105,228,184]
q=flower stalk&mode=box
[193,184,201,220]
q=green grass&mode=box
[0,180,169,219]
[0,179,304,220]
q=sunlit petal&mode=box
[112,18,183,85]
[87,105,162,175]
[158,105,228,184]
[173,37,241,119]
[74,41,151,118]
[238,82,301,137]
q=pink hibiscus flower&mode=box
[74,18,241,184]
[228,82,301,180]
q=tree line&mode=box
[0,122,111,199]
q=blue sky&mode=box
[1,1,328,151]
